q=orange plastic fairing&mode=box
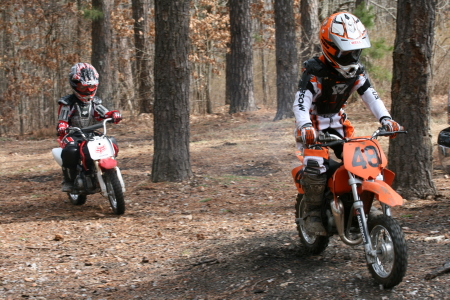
[292,166,304,194]
[361,180,404,207]
[343,138,387,180]
[329,165,351,195]
[383,168,395,186]
[304,147,329,159]
[295,150,304,163]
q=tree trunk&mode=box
[92,0,113,107]
[299,0,320,63]
[152,0,192,182]
[225,48,231,105]
[132,0,154,114]
[319,0,329,22]
[389,0,437,199]
[273,0,298,121]
[119,36,135,112]
[228,0,257,114]
[260,48,269,106]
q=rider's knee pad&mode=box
[61,144,79,169]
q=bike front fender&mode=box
[361,180,404,207]
[99,157,117,170]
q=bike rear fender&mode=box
[361,180,404,207]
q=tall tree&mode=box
[92,0,113,107]
[299,0,320,63]
[273,0,298,121]
[389,0,437,199]
[132,0,153,114]
[152,0,192,182]
[228,0,257,114]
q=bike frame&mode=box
[330,136,404,263]
[54,119,126,197]
[293,132,405,263]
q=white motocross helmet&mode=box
[319,12,371,78]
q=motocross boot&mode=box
[300,172,327,236]
[61,168,76,192]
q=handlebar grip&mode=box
[81,123,104,132]
[377,130,408,137]
[321,140,345,148]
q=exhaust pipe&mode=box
[330,199,362,245]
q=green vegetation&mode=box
[82,7,103,21]
[354,4,393,82]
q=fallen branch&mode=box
[26,247,50,250]
[425,261,450,280]
[191,258,218,266]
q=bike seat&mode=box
[327,158,343,178]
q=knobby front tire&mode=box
[367,214,407,288]
[103,169,125,215]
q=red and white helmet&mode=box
[319,12,371,78]
[69,63,99,102]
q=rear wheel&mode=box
[295,194,329,254]
[68,193,87,205]
[367,214,407,288]
[103,169,125,215]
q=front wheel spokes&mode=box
[106,179,117,208]
[372,226,395,276]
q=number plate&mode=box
[343,138,387,179]
[87,138,114,160]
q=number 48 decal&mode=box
[352,145,380,169]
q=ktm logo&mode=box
[351,40,362,44]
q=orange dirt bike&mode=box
[292,127,407,288]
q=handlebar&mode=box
[316,133,344,148]
[373,127,408,138]
[308,128,408,149]
[67,118,113,140]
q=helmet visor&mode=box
[76,82,97,95]
[333,49,362,66]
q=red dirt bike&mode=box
[292,128,407,288]
[52,118,126,215]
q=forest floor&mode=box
[1,97,450,300]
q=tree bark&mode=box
[132,0,153,114]
[152,0,192,182]
[389,0,437,199]
[228,0,257,114]
[92,0,113,107]
[299,0,321,63]
[273,0,298,121]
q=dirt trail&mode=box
[1,104,450,299]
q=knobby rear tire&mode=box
[68,193,87,205]
[103,169,125,215]
[295,193,329,255]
